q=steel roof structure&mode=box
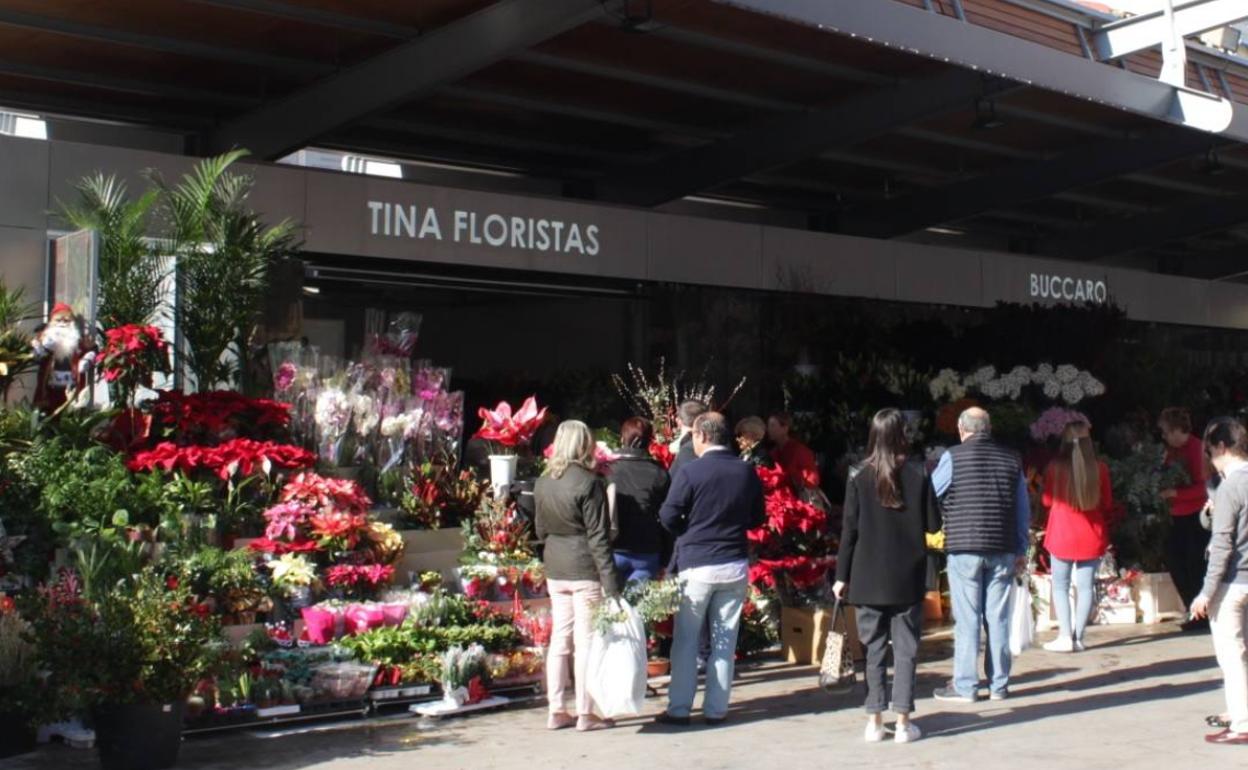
[5,0,1248,279]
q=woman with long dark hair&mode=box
[833,409,941,744]
[1041,420,1113,652]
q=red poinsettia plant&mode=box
[98,324,171,406]
[150,390,292,444]
[474,395,547,454]
[128,439,315,481]
[748,465,836,603]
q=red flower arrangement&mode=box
[474,396,546,450]
[280,472,372,516]
[98,324,170,388]
[747,465,835,596]
[325,563,394,589]
[128,439,314,480]
[309,510,369,549]
[150,390,291,441]
[649,440,674,470]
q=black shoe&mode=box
[933,686,978,704]
[655,712,691,727]
[1181,618,1210,634]
[704,716,727,726]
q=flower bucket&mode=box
[344,604,386,635]
[489,454,518,498]
[93,702,184,770]
[381,602,409,627]
[301,606,340,645]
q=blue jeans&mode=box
[948,552,1015,697]
[613,552,661,584]
[1051,557,1100,642]
[668,577,748,719]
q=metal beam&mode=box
[208,0,616,159]
[1093,0,1248,61]
[513,50,801,112]
[593,68,1004,207]
[714,0,1248,140]
[186,0,419,39]
[1041,191,1248,259]
[438,84,728,141]
[0,9,332,76]
[847,125,1217,237]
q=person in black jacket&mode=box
[655,412,765,727]
[604,417,670,584]
[667,400,707,478]
[834,408,941,745]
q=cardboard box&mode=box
[780,605,862,665]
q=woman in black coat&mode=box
[833,408,941,745]
[604,417,670,583]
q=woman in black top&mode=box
[604,417,670,583]
[833,408,941,745]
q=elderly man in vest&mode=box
[932,407,1030,703]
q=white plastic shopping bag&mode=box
[1008,575,1035,656]
[586,597,647,718]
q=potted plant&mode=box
[0,596,39,758]
[472,396,547,497]
[265,553,318,618]
[28,569,221,770]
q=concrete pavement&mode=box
[7,622,1241,770]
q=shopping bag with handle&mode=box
[818,598,857,694]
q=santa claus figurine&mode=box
[30,302,95,412]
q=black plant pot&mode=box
[0,708,36,758]
[93,702,184,770]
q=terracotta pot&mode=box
[646,658,671,678]
[922,590,944,623]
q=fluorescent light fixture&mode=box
[302,285,321,295]
[0,111,47,140]
[925,226,966,235]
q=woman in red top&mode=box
[1158,407,1211,630]
[767,413,821,492]
[1042,420,1113,652]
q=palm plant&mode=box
[58,173,165,330]
[149,150,298,391]
[0,278,37,400]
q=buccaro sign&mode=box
[1028,272,1109,304]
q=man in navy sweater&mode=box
[655,412,765,726]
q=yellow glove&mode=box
[925,530,945,552]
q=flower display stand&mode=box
[1133,572,1185,624]
[411,695,510,719]
[396,528,465,587]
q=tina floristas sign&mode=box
[367,200,601,256]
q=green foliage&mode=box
[148,150,299,391]
[2,436,167,590]
[0,277,36,399]
[1107,441,1189,572]
[176,546,265,612]
[58,173,166,330]
[27,568,221,714]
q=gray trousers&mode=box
[854,603,924,714]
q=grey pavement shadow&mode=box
[921,678,1218,739]
[650,655,1218,732]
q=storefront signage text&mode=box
[1029,272,1108,304]
[367,201,600,256]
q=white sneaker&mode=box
[895,723,922,744]
[864,721,887,743]
[1043,637,1074,652]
